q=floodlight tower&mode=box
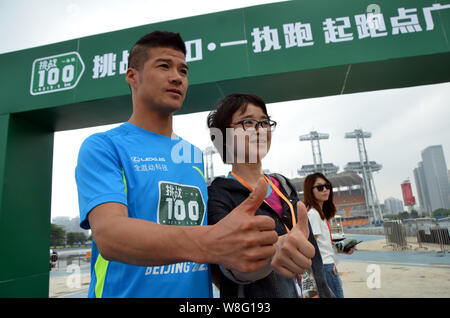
[204,146,217,185]
[299,131,329,172]
[344,129,383,224]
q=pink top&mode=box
[265,176,284,218]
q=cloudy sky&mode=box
[1,0,449,220]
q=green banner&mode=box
[0,0,449,128]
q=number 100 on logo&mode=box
[30,52,85,95]
[157,182,206,226]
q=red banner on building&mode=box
[401,181,416,206]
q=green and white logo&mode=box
[30,51,85,95]
[157,181,205,226]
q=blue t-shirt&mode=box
[75,122,212,298]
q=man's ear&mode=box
[126,68,139,90]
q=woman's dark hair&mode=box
[302,172,336,220]
[128,30,186,71]
[206,93,269,164]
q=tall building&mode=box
[413,163,432,212]
[52,216,86,233]
[448,169,450,186]
[384,197,404,215]
[416,145,450,211]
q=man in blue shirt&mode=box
[75,31,279,297]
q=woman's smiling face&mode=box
[230,103,272,163]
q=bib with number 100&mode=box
[157,181,206,226]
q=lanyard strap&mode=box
[325,219,333,245]
[230,171,297,232]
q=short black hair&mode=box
[128,31,186,71]
[207,93,269,164]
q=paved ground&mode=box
[49,234,450,298]
[337,234,450,298]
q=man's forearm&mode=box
[89,178,278,274]
[93,214,213,266]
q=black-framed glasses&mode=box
[231,119,277,131]
[313,183,332,192]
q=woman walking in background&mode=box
[303,172,354,298]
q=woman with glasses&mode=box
[206,93,334,298]
[303,172,354,298]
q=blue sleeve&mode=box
[75,133,127,230]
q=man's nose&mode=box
[168,69,183,85]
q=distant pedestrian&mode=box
[303,172,355,298]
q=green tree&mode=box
[398,211,409,220]
[410,210,419,219]
[66,232,88,245]
[50,224,66,246]
[432,208,450,218]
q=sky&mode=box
[1,0,449,220]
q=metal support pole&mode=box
[356,134,377,223]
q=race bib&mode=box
[157,181,206,226]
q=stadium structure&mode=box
[298,131,339,175]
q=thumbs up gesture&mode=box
[271,201,315,278]
[208,177,278,273]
